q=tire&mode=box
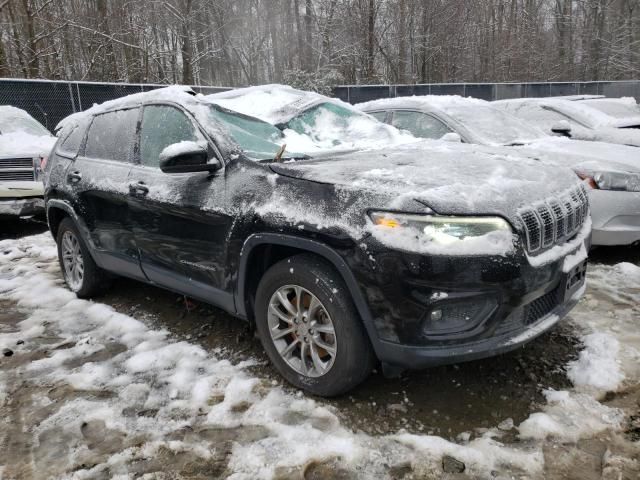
[56,217,110,298]
[255,253,375,396]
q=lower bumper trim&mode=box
[375,292,580,369]
[0,197,44,217]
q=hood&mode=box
[568,126,640,148]
[519,137,640,173]
[270,143,581,225]
[0,132,56,158]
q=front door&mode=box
[127,104,234,311]
[68,107,144,280]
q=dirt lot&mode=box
[1,218,639,479]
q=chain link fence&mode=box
[333,80,640,104]
[3,78,639,131]
[0,79,229,132]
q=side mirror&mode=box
[441,132,462,143]
[159,141,220,174]
[551,121,572,137]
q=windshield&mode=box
[0,110,51,137]
[580,99,640,120]
[445,105,547,145]
[285,101,393,147]
[206,105,291,161]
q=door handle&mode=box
[67,171,82,183]
[129,181,149,197]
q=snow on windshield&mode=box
[284,101,416,151]
[0,106,51,137]
[0,106,55,157]
[208,85,417,153]
[206,105,290,161]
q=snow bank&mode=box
[0,234,636,478]
[518,390,623,442]
[567,333,624,392]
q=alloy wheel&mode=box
[61,230,84,291]
[267,285,337,377]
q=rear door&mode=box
[68,108,144,280]
[127,103,234,310]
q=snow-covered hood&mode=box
[519,137,640,173]
[0,132,56,158]
[270,143,581,225]
[567,125,640,148]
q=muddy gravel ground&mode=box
[1,218,639,479]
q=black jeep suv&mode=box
[44,87,590,396]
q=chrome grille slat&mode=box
[518,185,589,255]
[0,158,34,169]
[0,171,35,181]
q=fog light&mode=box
[422,297,497,336]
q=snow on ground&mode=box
[1,234,639,478]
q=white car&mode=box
[0,106,56,218]
[493,95,640,148]
[357,95,640,247]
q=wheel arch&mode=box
[236,233,382,356]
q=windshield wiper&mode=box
[274,144,287,162]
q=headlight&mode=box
[368,211,514,255]
[577,170,640,192]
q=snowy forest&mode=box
[0,0,638,89]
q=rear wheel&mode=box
[255,254,375,396]
[56,217,110,298]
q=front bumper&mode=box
[349,234,588,370]
[589,189,640,246]
[0,197,45,217]
[374,285,582,369]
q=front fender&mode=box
[236,233,382,357]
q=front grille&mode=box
[524,285,561,325]
[517,184,589,254]
[0,157,36,182]
[0,171,35,181]
[0,158,33,169]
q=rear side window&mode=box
[140,105,202,168]
[85,108,139,162]
[368,111,388,122]
[391,111,453,139]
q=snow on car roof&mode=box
[494,96,640,128]
[207,84,341,125]
[357,95,547,146]
[356,94,489,113]
[55,85,198,131]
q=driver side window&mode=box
[140,105,203,168]
[391,111,453,139]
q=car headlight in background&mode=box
[577,170,640,192]
[369,211,513,249]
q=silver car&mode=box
[493,95,640,148]
[357,95,640,247]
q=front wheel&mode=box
[255,254,375,396]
